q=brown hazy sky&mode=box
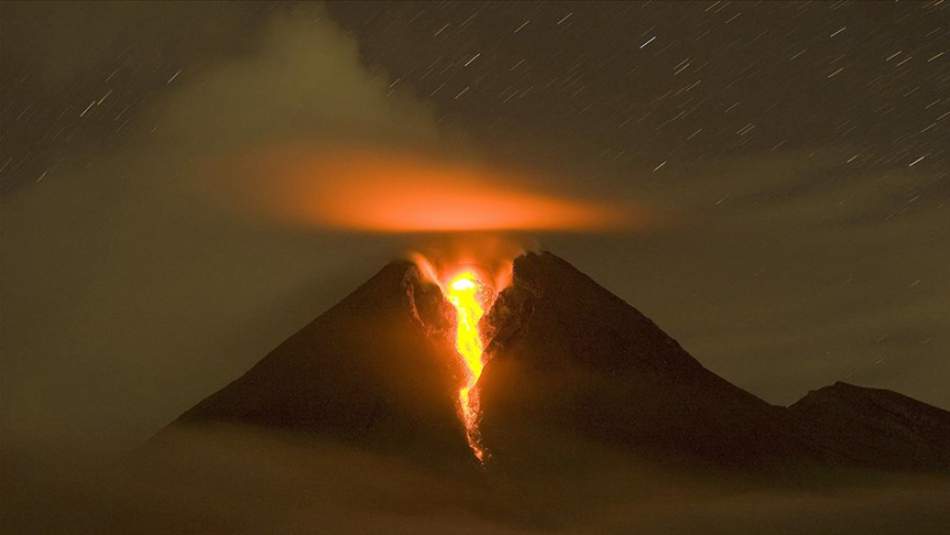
[2,1,949,452]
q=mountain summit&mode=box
[163,251,950,474]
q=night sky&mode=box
[2,1,949,453]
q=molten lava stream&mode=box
[445,270,490,462]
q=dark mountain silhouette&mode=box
[162,251,950,475]
[164,260,476,466]
[478,252,831,472]
[789,382,950,471]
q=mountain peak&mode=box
[790,381,950,470]
[165,259,475,464]
[479,250,825,470]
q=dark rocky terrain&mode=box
[789,381,950,471]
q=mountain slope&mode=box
[164,260,475,465]
[478,252,832,471]
[789,382,950,471]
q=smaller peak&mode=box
[811,381,859,395]
[831,381,857,389]
[808,381,865,395]
[791,382,911,411]
[824,382,889,397]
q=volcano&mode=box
[162,251,950,475]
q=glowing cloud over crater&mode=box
[242,148,647,233]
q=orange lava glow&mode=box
[243,148,646,233]
[411,243,515,462]
[445,270,489,462]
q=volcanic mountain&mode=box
[162,251,950,474]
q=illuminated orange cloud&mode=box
[248,148,646,233]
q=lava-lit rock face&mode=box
[404,263,454,337]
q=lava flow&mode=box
[444,269,490,462]
[409,243,516,461]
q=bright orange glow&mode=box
[445,269,489,462]
[408,235,519,294]
[411,244,516,462]
[239,147,648,233]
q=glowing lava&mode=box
[445,270,489,462]
[410,244,515,462]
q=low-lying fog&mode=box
[6,426,949,534]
